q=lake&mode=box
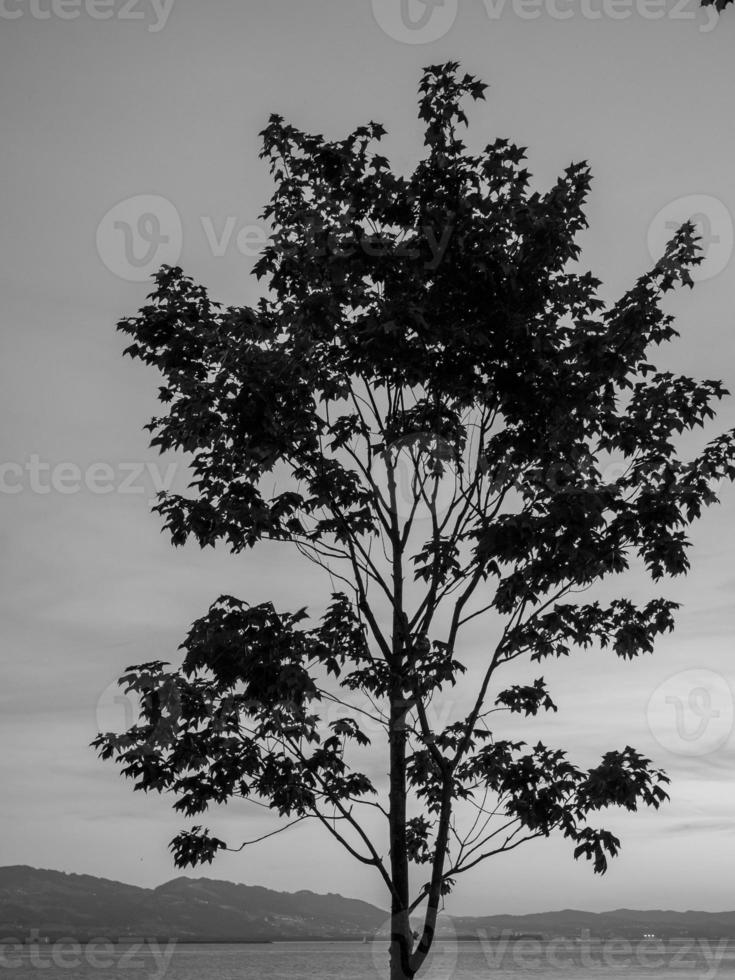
[2,939,734,978]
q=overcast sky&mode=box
[2,0,735,917]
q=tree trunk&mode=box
[387,483,413,980]
[389,927,415,980]
[388,693,415,980]
[408,788,452,976]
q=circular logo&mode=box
[370,0,459,44]
[370,913,458,977]
[96,194,183,281]
[647,195,733,283]
[95,673,184,745]
[646,668,733,757]
[95,678,143,736]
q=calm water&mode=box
[2,940,735,979]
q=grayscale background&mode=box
[1,0,734,918]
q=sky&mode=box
[1,0,735,918]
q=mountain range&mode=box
[2,867,735,942]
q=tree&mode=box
[94,62,735,980]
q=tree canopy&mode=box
[94,62,735,980]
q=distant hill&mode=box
[448,908,735,941]
[0,867,387,941]
[2,866,735,942]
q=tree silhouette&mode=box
[94,62,735,980]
